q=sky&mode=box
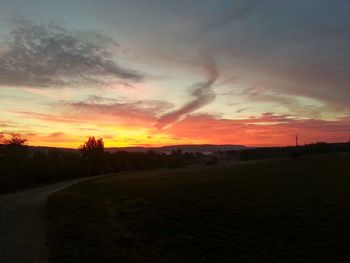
[0,0,349,148]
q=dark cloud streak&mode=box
[156,58,219,129]
[0,16,143,88]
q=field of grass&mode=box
[47,153,350,262]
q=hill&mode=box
[106,144,247,153]
[26,144,247,154]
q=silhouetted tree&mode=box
[80,136,104,155]
[1,133,28,153]
[79,137,107,175]
[1,133,27,151]
[0,133,30,191]
[7,133,27,145]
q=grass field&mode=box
[47,153,350,262]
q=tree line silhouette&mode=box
[1,133,349,194]
[224,141,350,161]
[0,134,204,194]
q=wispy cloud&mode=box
[0,120,21,128]
[67,98,173,125]
[0,16,143,88]
[14,97,174,128]
[156,57,219,129]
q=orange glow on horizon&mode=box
[21,119,350,149]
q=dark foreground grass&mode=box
[47,153,350,262]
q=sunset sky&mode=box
[0,0,349,148]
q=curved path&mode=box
[0,161,263,262]
[0,176,105,263]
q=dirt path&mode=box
[0,161,279,262]
[0,176,106,263]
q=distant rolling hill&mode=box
[106,144,247,154]
[28,144,247,154]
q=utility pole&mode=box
[295,134,298,147]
